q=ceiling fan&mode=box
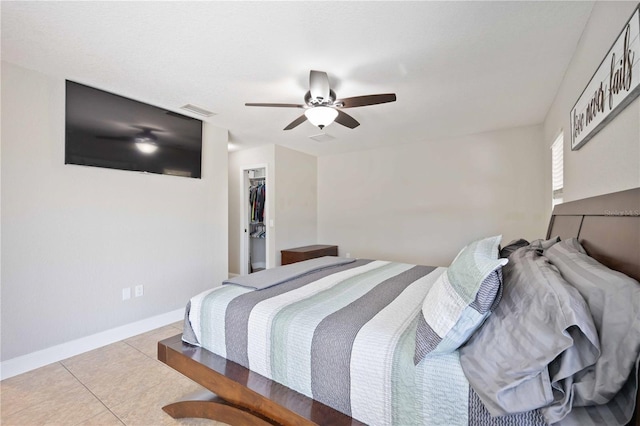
[245,70,396,130]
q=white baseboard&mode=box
[0,308,184,380]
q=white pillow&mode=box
[414,235,507,364]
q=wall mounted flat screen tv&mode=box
[65,81,203,178]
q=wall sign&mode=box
[570,6,640,151]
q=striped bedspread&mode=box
[183,259,546,426]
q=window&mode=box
[551,132,564,207]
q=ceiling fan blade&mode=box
[283,114,308,130]
[245,103,304,108]
[334,110,360,129]
[336,93,396,108]
[309,70,330,101]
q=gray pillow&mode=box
[544,238,640,425]
[499,238,529,259]
[459,245,600,424]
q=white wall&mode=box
[274,145,317,265]
[318,125,547,267]
[1,62,229,361]
[544,1,640,203]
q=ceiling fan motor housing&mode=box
[304,90,337,107]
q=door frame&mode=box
[240,163,269,275]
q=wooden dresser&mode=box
[280,244,338,265]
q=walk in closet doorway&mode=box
[240,165,269,275]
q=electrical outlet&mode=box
[134,285,144,297]
[122,287,131,300]
[346,252,351,258]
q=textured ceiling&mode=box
[1,1,595,156]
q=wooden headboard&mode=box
[546,187,640,426]
[546,187,640,281]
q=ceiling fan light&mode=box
[304,106,338,129]
[135,141,158,154]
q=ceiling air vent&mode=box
[309,133,335,142]
[180,104,216,117]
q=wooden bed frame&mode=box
[159,187,640,426]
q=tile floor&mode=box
[1,322,227,425]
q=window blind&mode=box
[551,133,563,205]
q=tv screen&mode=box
[65,81,203,178]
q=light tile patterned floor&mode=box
[0,322,227,425]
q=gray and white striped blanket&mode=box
[183,259,546,425]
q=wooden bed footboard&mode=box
[158,334,365,426]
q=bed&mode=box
[158,188,640,426]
